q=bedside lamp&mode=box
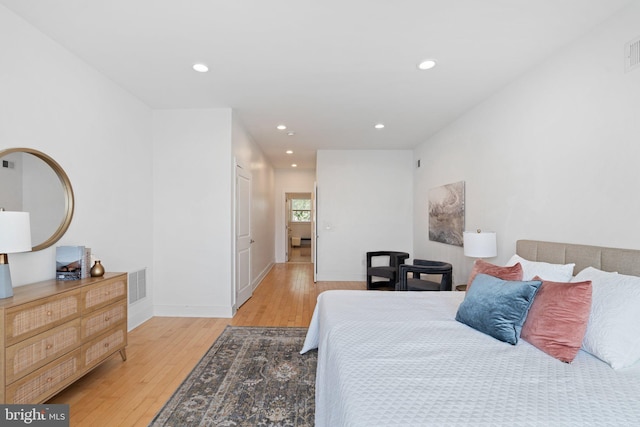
[463,230,497,259]
[0,209,32,299]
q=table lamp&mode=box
[0,208,32,299]
[463,229,497,259]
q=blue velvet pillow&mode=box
[455,273,542,345]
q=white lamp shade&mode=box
[463,231,497,258]
[0,211,32,253]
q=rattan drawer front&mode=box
[82,324,127,369]
[81,300,127,340]
[81,277,126,312]
[5,290,81,346]
[5,319,81,384]
[6,349,81,404]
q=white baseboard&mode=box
[253,261,275,291]
[128,303,154,331]
[315,272,366,281]
[153,304,234,318]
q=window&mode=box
[291,199,311,222]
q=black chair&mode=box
[396,259,453,291]
[366,251,410,290]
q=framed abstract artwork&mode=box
[428,181,465,246]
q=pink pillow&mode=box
[521,278,592,363]
[467,260,523,292]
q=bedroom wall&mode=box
[274,169,316,263]
[413,1,640,285]
[152,109,234,317]
[0,5,154,329]
[232,113,276,292]
[0,6,277,325]
[316,150,413,281]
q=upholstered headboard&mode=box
[516,240,640,277]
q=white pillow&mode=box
[506,254,575,281]
[573,267,640,370]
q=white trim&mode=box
[153,305,234,318]
[127,306,153,331]
[252,262,274,292]
[316,273,367,281]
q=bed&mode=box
[301,240,640,426]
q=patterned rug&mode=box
[149,326,317,427]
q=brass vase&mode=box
[90,260,105,277]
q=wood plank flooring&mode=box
[48,262,364,426]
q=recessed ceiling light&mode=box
[193,63,209,72]
[374,123,385,129]
[287,131,295,136]
[291,163,298,168]
[417,59,437,70]
[276,124,287,130]
[286,150,293,154]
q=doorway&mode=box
[285,192,312,263]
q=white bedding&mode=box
[302,290,640,426]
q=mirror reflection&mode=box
[0,149,74,251]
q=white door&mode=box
[285,197,291,262]
[236,165,252,308]
[312,183,318,282]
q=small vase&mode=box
[90,260,105,277]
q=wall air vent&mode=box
[625,36,640,73]
[129,268,147,303]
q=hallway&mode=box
[287,242,312,263]
[233,262,364,325]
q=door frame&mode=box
[283,191,314,265]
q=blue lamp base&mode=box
[0,264,14,299]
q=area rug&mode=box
[149,326,317,427]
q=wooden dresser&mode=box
[0,272,127,404]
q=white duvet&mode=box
[301,290,640,426]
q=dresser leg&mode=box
[119,348,127,361]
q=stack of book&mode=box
[56,246,91,280]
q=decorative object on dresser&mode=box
[90,260,105,277]
[0,209,33,299]
[55,246,89,281]
[0,272,127,404]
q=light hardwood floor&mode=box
[49,262,364,426]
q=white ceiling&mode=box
[1,0,632,169]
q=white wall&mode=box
[152,109,234,317]
[413,1,640,285]
[274,169,316,263]
[0,5,154,329]
[232,113,276,291]
[316,150,413,280]
[1,6,279,325]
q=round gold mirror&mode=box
[0,148,74,251]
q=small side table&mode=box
[455,284,467,292]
